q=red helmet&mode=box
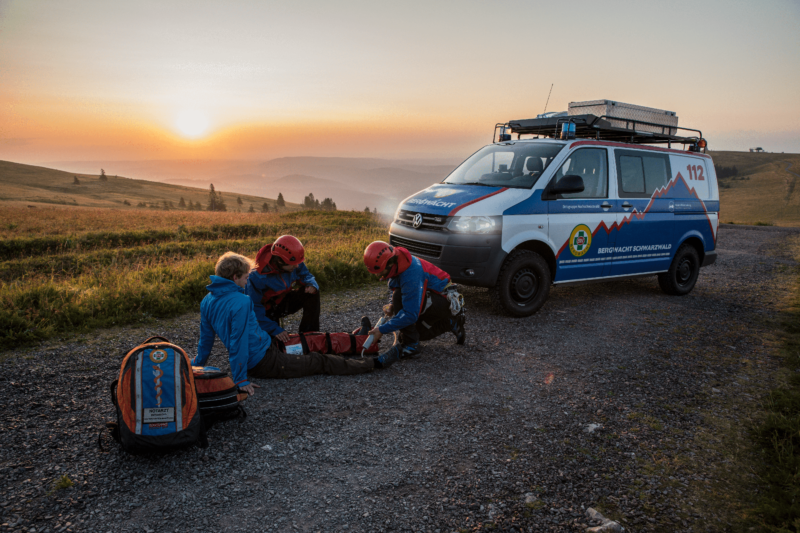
[271,235,305,266]
[364,241,396,274]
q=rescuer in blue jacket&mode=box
[363,241,466,368]
[195,252,374,394]
[245,235,320,342]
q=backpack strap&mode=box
[299,333,310,355]
[325,332,332,353]
[349,334,357,355]
[109,379,119,408]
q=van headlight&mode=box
[447,216,502,234]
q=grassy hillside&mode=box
[0,160,301,212]
[0,207,387,349]
[709,151,800,226]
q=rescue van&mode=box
[389,100,718,316]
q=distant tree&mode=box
[123,199,131,206]
[73,176,80,185]
[315,199,321,209]
[178,197,186,208]
[364,206,370,213]
[99,169,107,182]
[163,200,170,210]
[261,202,269,213]
[248,204,255,213]
[373,207,378,215]
[274,204,279,212]
[207,184,227,212]
[304,193,316,209]
[237,196,243,207]
[321,197,335,211]
[332,201,337,210]
[277,193,285,207]
[187,200,196,211]
[169,201,175,208]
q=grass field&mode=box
[710,151,800,227]
[0,159,301,212]
[0,207,387,350]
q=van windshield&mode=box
[443,142,565,189]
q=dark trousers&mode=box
[267,290,321,333]
[391,289,453,345]
[248,342,374,379]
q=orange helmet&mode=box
[271,235,305,266]
[363,241,396,275]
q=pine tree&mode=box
[208,184,217,212]
[315,199,320,209]
[123,199,131,206]
[364,206,370,213]
[373,207,378,215]
[99,169,107,182]
[304,193,316,209]
[248,204,255,213]
[178,197,186,208]
[261,202,269,213]
[237,196,243,207]
[73,176,80,185]
[277,193,285,207]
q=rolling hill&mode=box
[709,151,800,226]
[0,160,300,211]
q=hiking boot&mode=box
[356,316,371,336]
[374,345,402,369]
[398,342,421,359]
[452,313,466,345]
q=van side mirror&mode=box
[550,175,585,195]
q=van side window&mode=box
[616,150,672,198]
[553,148,608,199]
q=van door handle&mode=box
[600,202,612,210]
[622,202,633,209]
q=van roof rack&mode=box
[495,114,706,152]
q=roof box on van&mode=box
[568,100,678,135]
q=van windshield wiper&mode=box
[457,182,496,187]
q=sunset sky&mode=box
[1,0,798,164]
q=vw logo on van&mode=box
[412,213,423,228]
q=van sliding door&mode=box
[609,150,674,277]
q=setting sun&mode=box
[175,109,210,138]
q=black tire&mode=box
[491,250,551,317]
[658,244,700,296]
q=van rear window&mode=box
[616,150,671,198]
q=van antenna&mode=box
[542,84,553,114]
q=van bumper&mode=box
[701,250,717,267]
[388,223,506,287]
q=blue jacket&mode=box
[245,249,319,336]
[378,248,451,334]
[194,276,271,388]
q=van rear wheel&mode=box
[658,244,700,296]
[492,250,551,317]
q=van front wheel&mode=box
[492,250,551,317]
[658,244,700,296]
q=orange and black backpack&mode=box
[192,366,248,428]
[107,336,207,454]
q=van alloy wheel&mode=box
[492,250,551,317]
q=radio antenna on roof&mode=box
[542,84,554,114]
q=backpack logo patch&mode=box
[149,349,168,363]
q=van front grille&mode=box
[395,210,448,232]
[389,235,443,259]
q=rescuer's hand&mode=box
[368,328,383,343]
[240,384,256,396]
[305,286,317,294]
[275,331,290,343]
[382,304,394,317]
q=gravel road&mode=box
[1,224,797,533]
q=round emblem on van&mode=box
[149,349,168,364]
[569,224,592,257]
[412,213,423,228]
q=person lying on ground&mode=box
[363,241,466,369]
[245,235,320,343]
[193,252,374,396]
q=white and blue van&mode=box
[389,109,718,316]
